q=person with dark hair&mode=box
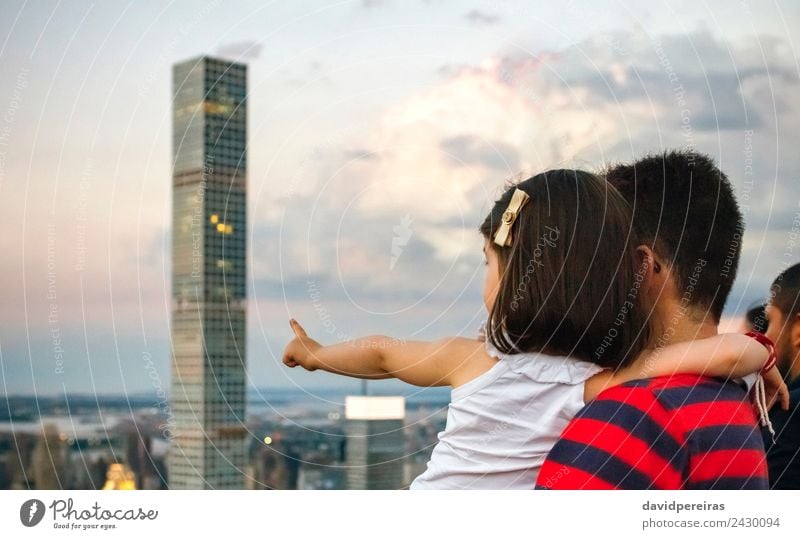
[537,150,785,489]
[281,168,773,489]
[744,301,769,333]
[763,263,800,488]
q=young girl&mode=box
[282,169,787,489]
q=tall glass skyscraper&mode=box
[169,56,247,489]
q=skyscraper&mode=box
[169,56,247,489]
[345,396,406,489]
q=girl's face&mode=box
[483,239,501,313]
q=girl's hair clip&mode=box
[493,188,530,247]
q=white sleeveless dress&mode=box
[410,339,603,489]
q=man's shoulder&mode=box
[583,374,702,409]
[585,373,761,460]
[537,377,688,489]
[581,373,752,432]
[594,374,748,406]
[573,377,678,436]
[540,375,766,490]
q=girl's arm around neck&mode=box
[282,319,495,387]
[584,333,773,403]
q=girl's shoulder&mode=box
[447,337,501,388]
[484,339,604,385]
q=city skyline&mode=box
[0,1,799,398]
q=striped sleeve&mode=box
[536,382,687,489]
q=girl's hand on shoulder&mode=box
[761,367,790,411]
[282,319,322,371]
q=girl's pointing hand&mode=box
[282,319,322,371]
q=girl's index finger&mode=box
[289,318,308,338]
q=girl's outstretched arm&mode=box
[282,319,493,388]
[585,333,789,409]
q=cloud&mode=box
[260,27,800,326]
[342,149,380,162]
[440,135,521,171]
[464,10,500,25]
[8,24,798,394]
[527,30,798,132]
[360,0,386,8]
[215,40,263,61]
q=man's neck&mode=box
[651,313,718,349]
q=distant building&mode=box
[298,465,345,490]
[169,56,248,489]
[102,463,136,490]
[344,396,406,490]
[31,424,66,489]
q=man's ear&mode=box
[635,245,659,277]
[635,245,669,294]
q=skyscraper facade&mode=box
[345,396,406,489]
[169,56,247,489]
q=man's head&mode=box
[744,301,768,333]
[605,150,743,327]
[765,263,800,381]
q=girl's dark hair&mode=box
[479,169,650,369]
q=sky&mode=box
[0,0,799,396]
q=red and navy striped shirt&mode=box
[536,374,768,489]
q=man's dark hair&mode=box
[480,169,649,369]
[771,263,800,318]
[605,150,743,323]
[745,302,768,333]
